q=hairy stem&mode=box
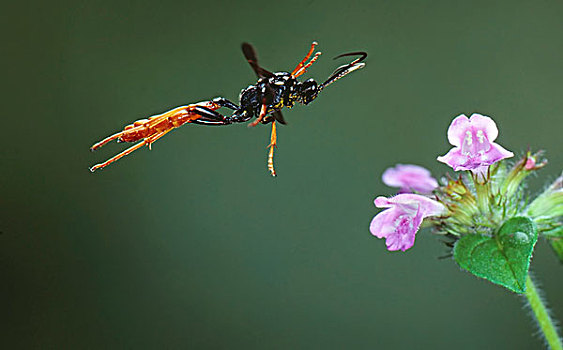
[524,275,562,350]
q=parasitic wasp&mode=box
[90,42,367,176]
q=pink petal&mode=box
[374,196,393,208]
[437,147,468,171]
[385,227,417,251]
[468,113,498,142]
[369,207,401,238]
[378,193,424,206]
[385,205,425,251]
[480,142,514,164]
[446,115,470,147]
[382,164,438,193]
[377,194,445,217]
[407,196,445,217]
[382,164,432,185]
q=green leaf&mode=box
[548,238,563,264]
[453,217,538,293]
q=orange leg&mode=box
[89,140,148,172]
[89,129,172,172]
[267,121,277,177]
[293,51,322,78]
[90,131,124,151]
[291,42,318,76]
[90,110,177,151]
[248,103,268,127]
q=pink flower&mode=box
[382,164,438,194]
[437,113,513,171]
[370,194,446,251]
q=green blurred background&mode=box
[2,0,562,348]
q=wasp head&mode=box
[297,78,319,105]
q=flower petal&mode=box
[386,204,425,251]
[446,114,470,147]
[385,227,417,251]
[480,142,514,164]
[382,164,432,185]
[468,113,498,142]
[374,196,393,208]
[379,193,446,217]
[409,196,446,217]
[382,164,438,193]
[370,207,401,238]
[437,147,468,171]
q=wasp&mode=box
[90,42,367,176]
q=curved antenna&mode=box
[319,51,367,91]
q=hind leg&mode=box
[89,129,173,172]
[267,121,277,177]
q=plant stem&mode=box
[524,275,563,350]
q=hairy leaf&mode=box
[454,217,537,293]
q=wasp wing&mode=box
[241,42,274,78]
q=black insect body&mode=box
[191,43,367,129]
[234,73,313,125]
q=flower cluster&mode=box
[368,112,562,346]
[370,113,562,254]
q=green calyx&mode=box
[430,153,559,291]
